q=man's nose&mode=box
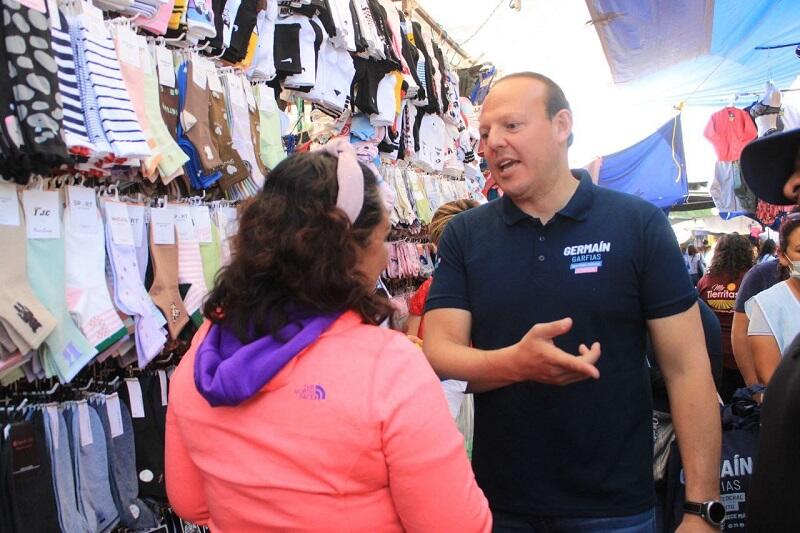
[485,129,506,151]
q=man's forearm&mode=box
[667,372,721,502]
[424,338,515,392]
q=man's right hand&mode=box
[508,318,601,385]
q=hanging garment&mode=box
[102,200,168,368]
[64,400,121,532]
[26,193,97,383]
[208,78,250,189]
[0,199,58,354]
[147,213,190,340]
[73,7,152,159]
[703,107,758,162]
[49,7,95,158]
[3,0,72,172]
[63,189,128,353]
[223,73,265,187]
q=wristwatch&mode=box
[683,500,726,527]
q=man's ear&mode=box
[553,109,573,147]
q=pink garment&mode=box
[166,311,491,533]
[136,0,175,35]
[703,107,758,161]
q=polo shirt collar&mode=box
[501,169,595,225]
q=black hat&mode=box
[740,128,800,206]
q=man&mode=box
[423,73,722,532]
[740,127,800,532]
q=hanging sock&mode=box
[176,60,222,189]
[173,204,208,325]
[148,220,190,339]
[0,200,57,354]
[222,73,265,187]
[63,400,120,532]
[208,81,250,190]
[185,0,216,42]
[110,26,162,179]
[102,200,167,368]
[88,395,159,530]
[142,45,188,180]
[26,194,97,383]
[2,0,73,173]
[182,59,222,173]
[199,215,222,291]
[63,193,128,353]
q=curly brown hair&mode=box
[203,151,392,343]
[708,234,754,277]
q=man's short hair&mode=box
[496,72,573,146]
[497,72,571,118]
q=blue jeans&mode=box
[492,507,656,533]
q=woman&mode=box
[696,234,754,402]
[756,238,777,264]
[746,213,800,385]
[165,142,491,532]
[687,244,706,286]
[406,199,479,340]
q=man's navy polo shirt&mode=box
[426,171,696,517]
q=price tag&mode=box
[158,370,168,406]
[191,59,206,89]
[83,3,109,38]
[67,185,99,234]
[125,378,146,419]
[22,189,60,239]
[127,204,145,247]
[117,30,141,68]
[149,207,175,245]
[45,405,59,449]
[206,62,223,93]
[104,200,135,246]
[227,75,245,108]
[222,206,238,236]
[106,394,124,438]
[190,205,212,243]
[46,0,60,30]
[244,81,256,110]
[77,401,93,447]
[257,84,277,112]
[173,204,196,241]
[156,46,175,88]
[139,38,153,75]
[0,183,20,226]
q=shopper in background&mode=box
[687,244,706,286]
[756,238,776,264]
[406,199,480,340]
[745,213,800,385]
[423,72,722,532]
[165,145,491,532]
[739,126,800,532]
[696,233,755,402]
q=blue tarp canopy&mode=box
[586,0,800,106]
[597,116,688,208]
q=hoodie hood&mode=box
[194,313,341,407]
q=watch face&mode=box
[707,501,726,524]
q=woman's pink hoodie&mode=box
[166,311,491,532]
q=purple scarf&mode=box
[194,313,341,407]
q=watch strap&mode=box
[683,501,704,515]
